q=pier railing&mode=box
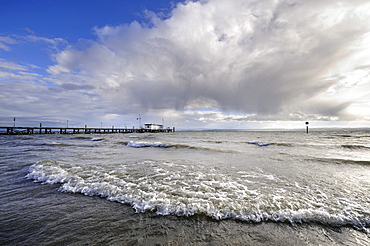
[0,126,175,135]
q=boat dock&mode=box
[0,126,175,135]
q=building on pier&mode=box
[144,124,163,131]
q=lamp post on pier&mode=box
[137,114,142,128]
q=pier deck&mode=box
[0,126,175,135]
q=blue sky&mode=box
[1,0,370,130]
[0,0,179,37]
[0,0,181,68]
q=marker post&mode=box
[306,122,309,133]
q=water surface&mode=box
[1,130,369,245]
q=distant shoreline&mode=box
[175,127,370,132]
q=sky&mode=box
[1,0,370,130]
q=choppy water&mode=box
[1,130,370,245]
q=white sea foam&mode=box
[127,141,172,148]
[26,159,370,231]
[91,137,103,141]
[248,141,271,147]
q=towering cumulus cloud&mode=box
[48,0,370,122]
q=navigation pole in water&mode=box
[306,121,309,133]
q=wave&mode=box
[341,144,370,150]
[74,136,105,141]
[43,142,71,146]
[203,140,225,144]
[122,141,240,153]
[315,157,370,166]
[127,141,172,148]
[336,134,353,138]
[42,140,97,148]
[122,139,294,151]
[272,142,295,147]
[334,134,370,139]
[248,142,271,147]
[26,160,370,231]
[91,137,104,141]
[74,136,92,139]
[173,144,240,153]
[244,141,294,147]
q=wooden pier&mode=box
[0,126,175,135]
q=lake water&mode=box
[1,130,369,245]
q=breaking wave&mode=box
[26,160,370,231]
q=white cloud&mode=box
[0,34,67,54]
[0,58,28,71]
[0,36,17,51]
[24,35,67,51]
[45,0,370,125]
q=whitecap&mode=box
[127,141,172,148]
[91,138,103,141]
[248,141,271,147]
